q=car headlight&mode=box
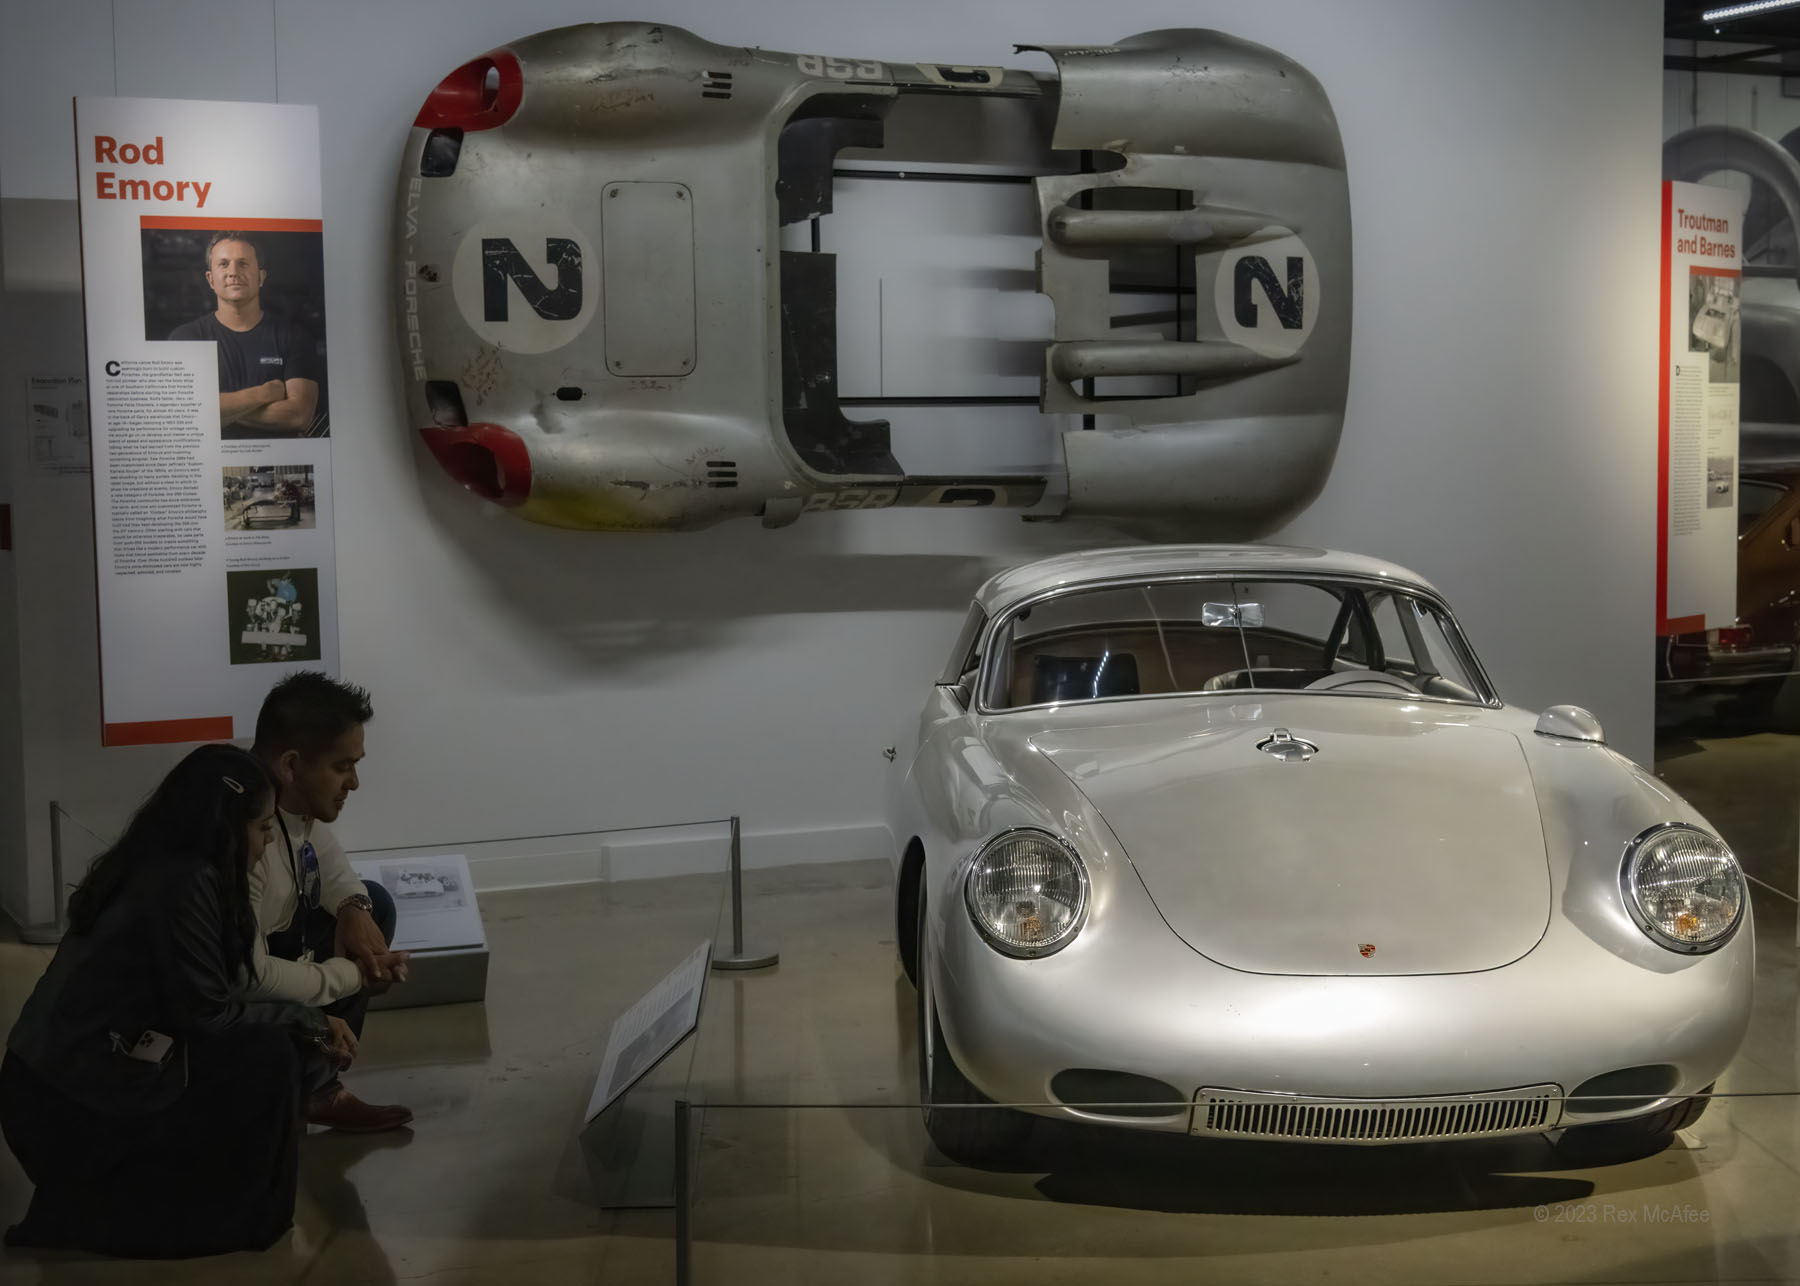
[964,828,1089,957]
[1620,823,1746,953]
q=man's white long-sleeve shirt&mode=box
[245,808,366,1006]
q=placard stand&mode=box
[581,1074,706,1211]
[579,942,712,1210]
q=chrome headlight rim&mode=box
[963,827,1090,959]
[1619,821,1746,955]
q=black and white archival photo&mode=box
[364,855,485,951]
[1707,455,1735,508]
[223,465,315,530]
[226,566,320,664]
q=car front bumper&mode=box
[931,895,1755,1140]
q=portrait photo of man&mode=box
[146,227,331,439]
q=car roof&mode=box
[973,544,1442,615]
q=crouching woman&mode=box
[0,744,356,1257]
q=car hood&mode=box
[1029,699,1550,975]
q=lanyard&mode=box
[275,812,320,912]
[276,811,299,891]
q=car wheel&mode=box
[1555,1090,1711,1164]
[915,886,1033,1165]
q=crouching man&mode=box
[250,672,413,1132]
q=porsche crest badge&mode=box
[1358,943,1376,958]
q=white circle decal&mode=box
[451,215,597,354]
[1214,230,1319,360]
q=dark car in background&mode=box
[1660,464,1800,721]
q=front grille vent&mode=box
[702,71,733,100]
[706,460,738,489]
[1194,1085,1562,1145]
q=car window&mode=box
[986,578,1487,709]
[1365,593,1414,667]
[939,604,987,692]
[1365,591,1482,698]
[1406,599,1483,701]
[1003,587,1178,705]
[1222,580,1362,677]
[1739,479,1789,536]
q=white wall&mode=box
[0,0,1664,923]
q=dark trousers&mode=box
[0,1031,303,1257]
[265,879,395,1093]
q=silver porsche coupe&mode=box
[887,546,1753,1163]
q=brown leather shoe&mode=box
[305,1084,413,1133]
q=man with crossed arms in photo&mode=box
[169,231,321,438]
[248,672,412,1131]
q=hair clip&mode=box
[221,775,245,794]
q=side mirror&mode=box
[1534,705,1604,743]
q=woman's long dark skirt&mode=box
[0,1026,303,1258]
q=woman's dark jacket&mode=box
[6,854,328,1114]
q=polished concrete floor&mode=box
[0,840,1796,1283]
[1658,726,1800,901]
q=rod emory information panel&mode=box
[1658,179,1745,636]
[73,98,339,746]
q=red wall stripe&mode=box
[102,716,234,747]
[1656,182,1674,635]
[138,216,322,231]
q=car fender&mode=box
[1519,727,1756,979]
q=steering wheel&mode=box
[1304,670,1421,694]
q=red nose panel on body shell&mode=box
[420,424,532,507]
[413,51,523,131]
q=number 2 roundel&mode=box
[1213,229,1320,360]
[451,214,597,354]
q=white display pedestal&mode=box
[350,854,488,1010]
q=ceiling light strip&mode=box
[1700,0,1800,22]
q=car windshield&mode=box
[983,578,1490,710]
[1739,478,1789,537]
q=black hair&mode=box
[252,671,373,760]
[204,229,263,269]
[67,743,271,976]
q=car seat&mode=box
[1032,653,1141,704]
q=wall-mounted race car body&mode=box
[396,23,1350,533]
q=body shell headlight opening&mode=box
[1621,823,1746,953]
[965,829,1089,958]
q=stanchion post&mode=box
[730,816,744,955]
[21,801,68,946]
[710,816,778,970]
[673,1098,692,1286]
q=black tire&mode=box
[1556,1091,1711,1165]
[915,888,1033,1165]
[895,845,922,985]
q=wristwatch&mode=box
[337,892,374,916]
